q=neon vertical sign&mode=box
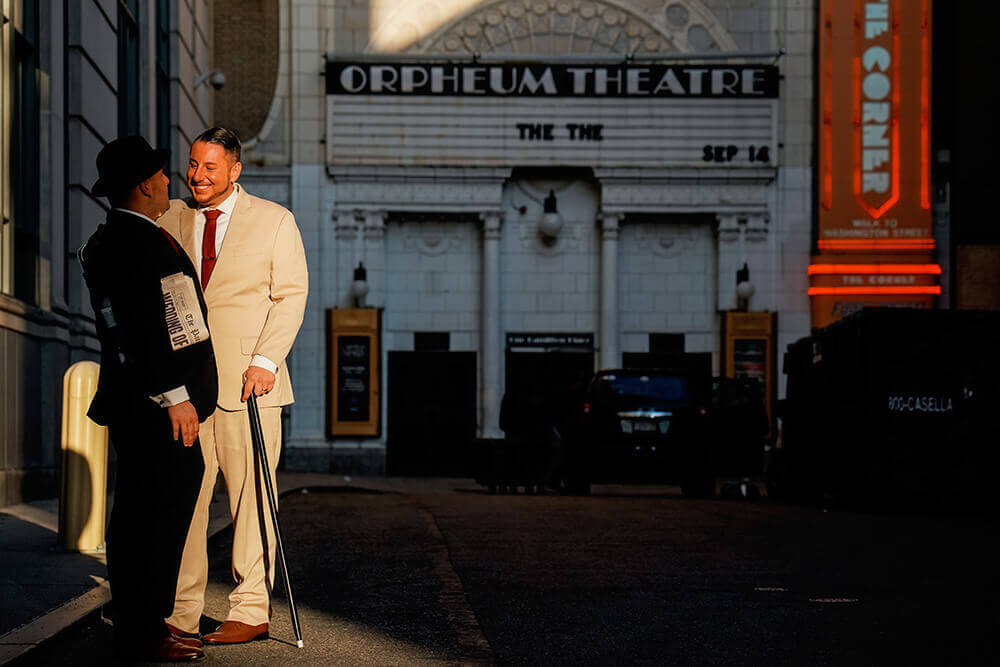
[853,0,900,220]
[814,0,935,329]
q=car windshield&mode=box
[600,375,689,402]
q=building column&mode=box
[480,211,503,438]
[361,210,386,307]
[599,212,622,370]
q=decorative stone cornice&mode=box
[716,214,742,243]
[329,167,506,212]
[480,210,504,240]
[403,222,467,255]
[637,225,700,258]
[333,210,361,240]
[598,211,622,240]
[363,211,386,241]
[745,214,770,242]
[595,167,776,216]
[716,213,769,244]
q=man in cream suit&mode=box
[159,127,308,645]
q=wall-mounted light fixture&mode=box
[736,262,755,310]
[351,262,369,307]
[194,70,226,90]
[538,189,563,239]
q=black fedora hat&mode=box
[91,136,169,197]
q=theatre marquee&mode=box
[325,60,780,169]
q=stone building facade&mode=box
[221,0,816,475]
[0,0,213,506]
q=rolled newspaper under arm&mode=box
[160,272,210,351]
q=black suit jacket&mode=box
[81,209,218,425]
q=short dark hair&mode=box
[193,126,241,162]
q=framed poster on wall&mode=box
[327,308,382,438]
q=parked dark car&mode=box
[566,367,714,496]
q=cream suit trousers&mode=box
[167,405,282,631]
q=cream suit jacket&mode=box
[159,189,308,411]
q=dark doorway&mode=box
[505,351,594,425]
[623,333,688,369]
[387,351,477,476]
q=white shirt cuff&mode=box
[250,354,278,374]
[150,386,191,407]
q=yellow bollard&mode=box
[58,360,108,552]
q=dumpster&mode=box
[768,308,1000,510]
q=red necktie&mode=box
[201,209,221,290]
[159,227,180,254]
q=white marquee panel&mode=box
[326,96,778,169]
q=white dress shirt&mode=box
[192,184,278,376]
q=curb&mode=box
[0,505,235,665]
[0,478,419,664]
[0,582,110,664]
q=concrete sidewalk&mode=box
[0,473,476,664]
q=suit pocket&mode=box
[241,337,257,356]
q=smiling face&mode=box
[187,140,242,207]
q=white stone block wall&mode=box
[773,0,816,397]
[287,1,325,164]
[168,0,212,187]
[705,0,775,51]
[385,221,481,346]
[500,179,600,361]
[620,222,718,369]
[282,165,327,443]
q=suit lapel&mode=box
[214,188,254,270]
[180,206,198,266]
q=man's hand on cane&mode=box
[242,365,276,401]
[168,401,200,446]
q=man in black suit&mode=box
[80,136,218,662]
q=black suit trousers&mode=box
[106,401,204,646]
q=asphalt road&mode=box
[15,483,1000,665]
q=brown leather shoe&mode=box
[202,620,269,644]
[166,623,204,648]
[118,635,204,662]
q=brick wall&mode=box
[212,0,279,142]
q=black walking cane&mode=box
[247,392,304,648]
